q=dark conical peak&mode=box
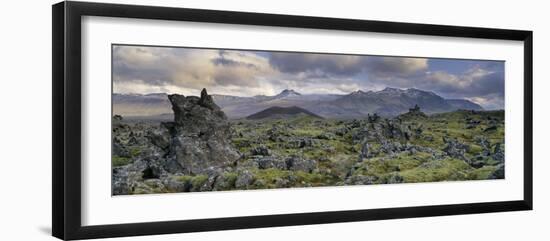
[198,88,216,109]
[282,89,300,94]
[277,89,301,97]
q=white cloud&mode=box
[113,46,278,94]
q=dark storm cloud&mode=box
[361,62,505,108]
[268,52,367,76]
[425,65,504,99]
[470,70,505,97]
[269,52,429,78]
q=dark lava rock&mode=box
[250,145,271,156]
[358,141,371,161]
[383,173,404,184]
[285,137,318,149]
[168,88,228,135]
[235,170,256,189]
[112,137,130,157]
[345,175,378,185]
[484,125,498,132]
[488,164,505,179]
[492,143,505,163]
[442,137,469,162]
[146,129,170,151]
[165,89,240,175]
[285,155,316,173]
[254,156,286,170]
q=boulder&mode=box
[146,128,170,151]
[235,170,255,189]
[254,156,286,170]
[165,89,240,174]
[442,137,469,162]
[492,143,505,163]
[345,175,378,185]
[358,141,371,161]
[488,164,505,179]
[111,157,167,195]
[112,137,130,157]
[285,137,318,149]
[285,155,317,173]
[383,173,404,184]
[250,145,271,156]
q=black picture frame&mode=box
[52,1,533,240]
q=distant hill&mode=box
[273,89,301,98]
[246,106,323,120]
[112,88,484,119]
[446,99,484,111]
[308,87,483,118]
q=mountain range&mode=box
[113,87,483,119]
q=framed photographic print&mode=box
[52,1,533,240]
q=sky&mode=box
[112,45,505,109]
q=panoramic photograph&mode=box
[111,45,505,195]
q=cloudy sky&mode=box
[113,45,505,109]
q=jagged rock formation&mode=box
[112,89,240,195]
[165,89,240,174]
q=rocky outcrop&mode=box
[165,89,240,175]
[250,145,271,156]
[488,164,505,179]
[285,155,317,173]
[112,89,241,195]
[492,142,505,163]
[442,137,469,162]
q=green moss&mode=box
[355,151,432,177]
[294,171,328,186]
[174,174,209,190]
[191,175,209,188]
[468,165,498,180]
[175,175,193,183]
[253,168,290,180]
[221,172,238,188]
[468,144,483,155]
[399,158,471,183]
[249,168,333,189]
[112,156,131,167]
[292,129,324,137]
[129,147,141,157]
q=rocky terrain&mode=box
[112,90,504,195]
